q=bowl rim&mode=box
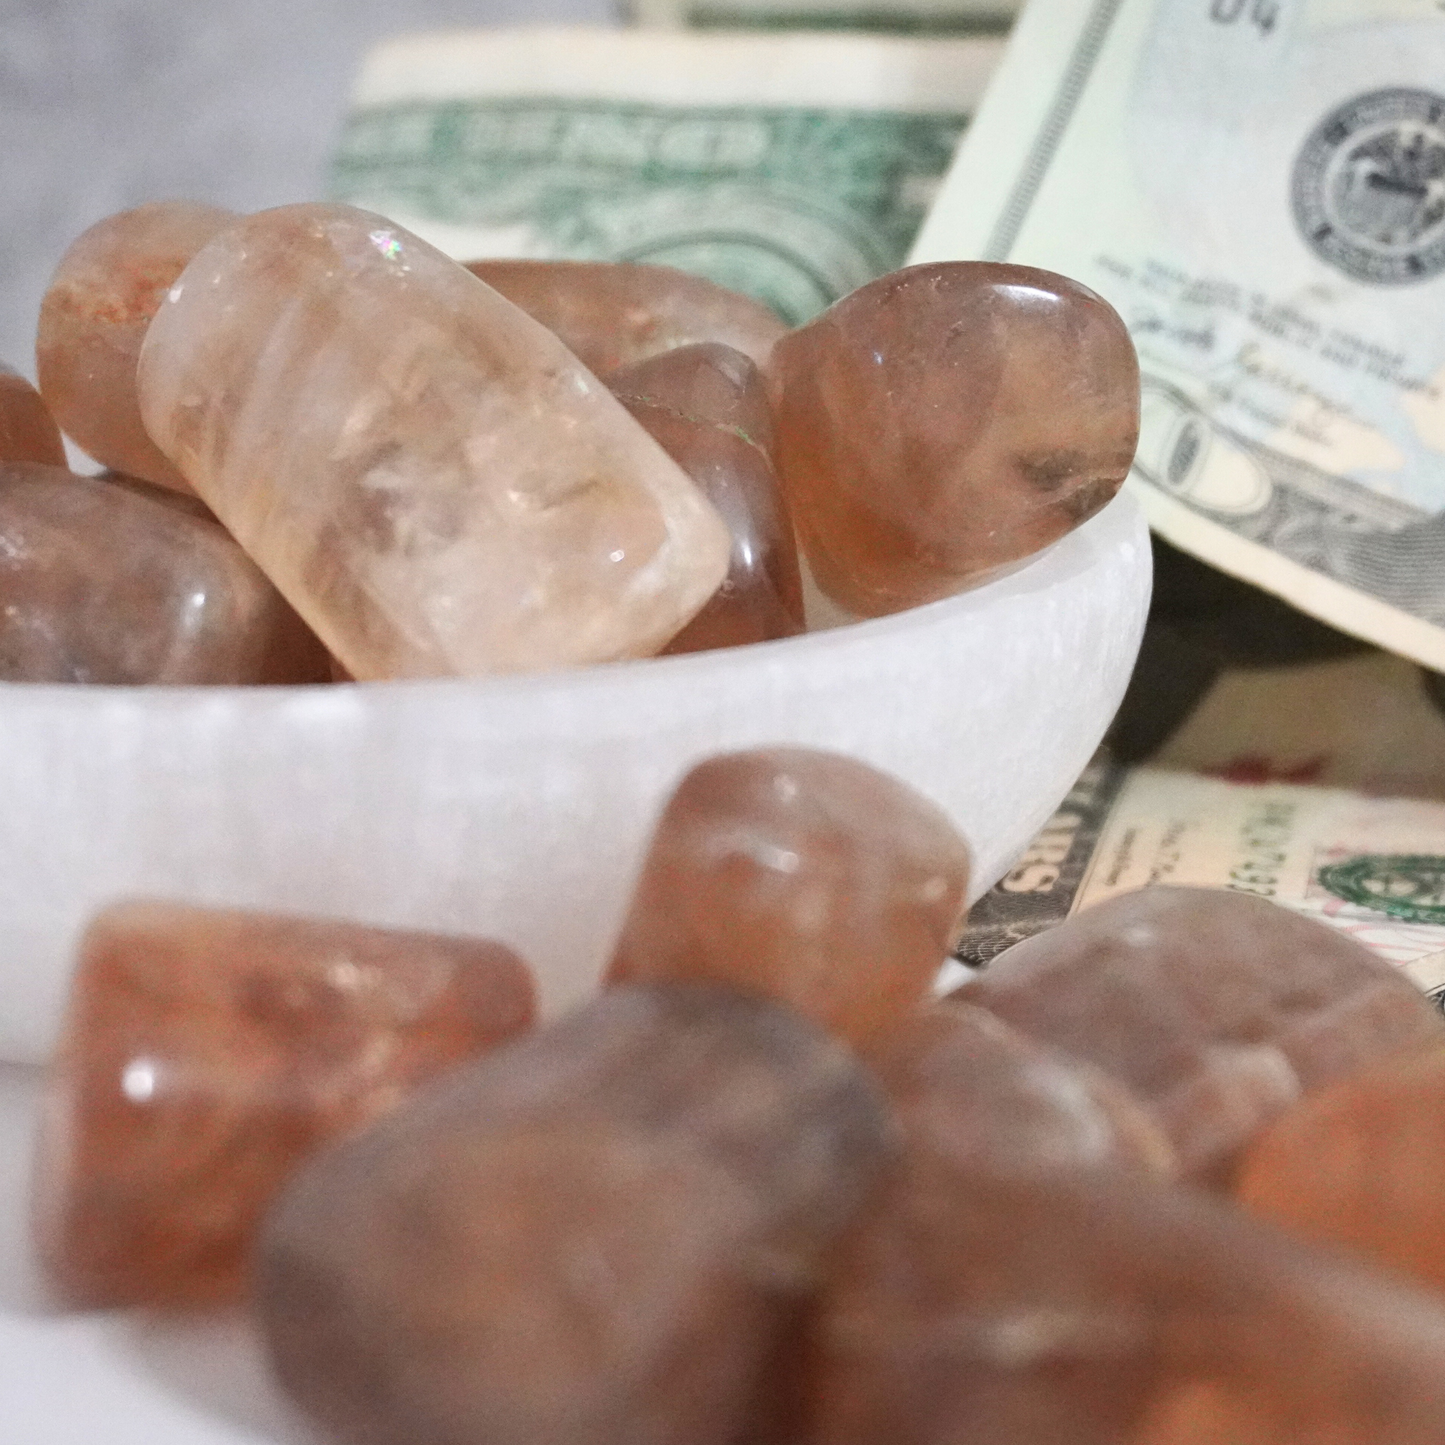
[0,490,1140,712]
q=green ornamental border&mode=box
[1317,853,1445,925]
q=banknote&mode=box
[950,757,1445,1009]
[1149,647,1445,799]
[912,0,1445,671]
[330,26,1003,326]
[627,0,1019,36]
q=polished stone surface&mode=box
[0,364,64,467]
[33,901,535,1308]
[609,343,802,653]
[954,886,1442,1182]
[466,258,787,375]
[607,749,970,1044]
[36,202,236,491]
[769,262,1140,616]
[138,204,732,679]
[862,1002,1176,1177]
[807,1003,1173,1443]
[1233,1042,1445,1294]
[0,462,331,684]
[815,1164,1445,1445]
[258,984,892,1445]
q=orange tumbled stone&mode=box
[0,363,65,466]
[860,1003,1177,1178]
[807,1006,1176,1445]
[1232,1042,1445,1292]
[769,262,1140,616]
[257,985,893,1445]
[0,462,330,684]
[607,748,970,1045]
[609,343,803,653]
[466,258,787,374]
[954,885,1441,1182]
[36,201,236,491]
[33,901,535,1308]
[815,1164,1445,1445]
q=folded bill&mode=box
[954,757,1445,1008]
[330,26,1003,324]
[627,0,1019,35]
[913,0,1445,670]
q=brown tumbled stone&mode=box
[813,1165,1445,1445]
[860,1003,1177,1179]
[139,205,731,679]
[768,262,1140,616]
[36,201,236,491]
[953,886,1441,1182]
[0,462,331,684]
[257,984,894,1445]
[466,258,787,374]
[33,901,536,1308]
[0,363,65,466]
[807,1007,1166,1445]
[1232,1042,1445,1293]
[606,749,970,1045]
[609,344,803,653]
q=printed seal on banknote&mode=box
[1318,853,1445,925]
[1292,87,1445,287]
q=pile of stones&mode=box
[3,199,1138,682]
[17,197,1444,1445]
[29,743,1445,1445]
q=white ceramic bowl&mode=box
[2,491,1150,1064]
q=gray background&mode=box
[0,0,611,377]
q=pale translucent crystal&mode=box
[137,203,731,679]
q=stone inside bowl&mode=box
[0,491,1150,1063]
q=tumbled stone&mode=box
[807,1007,1167,1445]
[768,262,1140,616]
[862,1003,1177,1178]
[953,886,1441,1182]
[33,901,535,1308]
[466,258,787,375]
[96,467,219,523]
[257,984,893,1445]
[609,344,802,653]
[0,363,65,466]
[36,201,236,491]
[1232,1043,1445,1293]
[139,205,732,679]
[606,749,970,1044]
[812,1162,1445,1445]
[609,341,777,466]
[0,462,331,684]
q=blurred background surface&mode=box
[0,0,614,374]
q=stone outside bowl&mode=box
[0,490,1150,1066]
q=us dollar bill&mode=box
[330,26,1003,326]
[627,0,1019,37]
[912,0,1445,671]
[954,756,1445,1009]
